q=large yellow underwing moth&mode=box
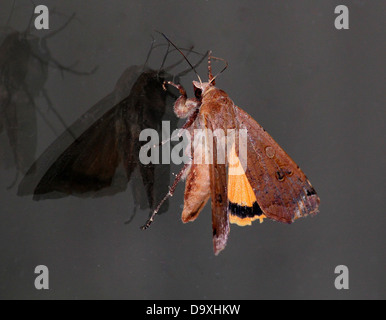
[142,35,320,255]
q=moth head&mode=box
[193,81,212,98]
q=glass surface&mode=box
[0,0,384,299]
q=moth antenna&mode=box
[143,43,202,73]
[143,38,206,76]
[208,51,214,84]
[160,45,191,74]
[143,36,156,71]
[158,40,170,72]
[208,55,228,85]
[176,50,208,77]
[156,31,203,85]
[162,47,208,76]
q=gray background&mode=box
[0,0,384,299]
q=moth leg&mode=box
[142,108,199,159]
[141,163,189,230]
[170,108,199,140]
[163,81,199,118]
[162,80,184,94]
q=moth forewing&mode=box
[205,116,229,255]
[233,105,320,223]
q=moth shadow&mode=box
[0,6,95,189]
[17,41,207,221]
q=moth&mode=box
[18,42,206,217]
[142,36,320,255]
[0,6,95,188]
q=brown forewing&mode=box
[208,125,229,255]
[199,88,237,255]
[233,105,320,223]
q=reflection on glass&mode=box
[0,8,95,189]
[18,42,206,219]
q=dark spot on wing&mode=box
[276,170,285,181]
[306,187,317,196]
